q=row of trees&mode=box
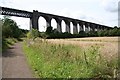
[27,26,120,40]
[38,26,120,39]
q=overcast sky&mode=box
[0,0,119,32]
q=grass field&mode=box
[23,37,119,78]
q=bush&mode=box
[79,31,87,37]
[87,31,98,37]
[46,26,53,34]
[27,29,39,40]
[40,32,48,39]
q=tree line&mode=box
[1,16,120,40]
[38,26,120,39]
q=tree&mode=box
[79,31,87,37]
[2,16,22,38]
[46,26,53,34]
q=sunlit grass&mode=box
[23,38,118,78]
[2,38,18,51]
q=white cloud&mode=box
[101,0,119,12]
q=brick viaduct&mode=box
[1,7,113,34]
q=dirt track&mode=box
[2,42,33,78]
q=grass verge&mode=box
[2,38,18,51]
[23,38,118,78]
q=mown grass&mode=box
[23,38,118,78]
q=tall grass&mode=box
[23,38,118,78]
[2,38,18,51]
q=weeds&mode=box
[2,38,18,51]
[23,38,118,78]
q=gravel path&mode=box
[2,42,33,78]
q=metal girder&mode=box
[1,7,32,18]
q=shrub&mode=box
[79,31,87,37]
[40,32,48,39]
[46,26,53,34]
[87,31,98,37]
[27,29,39,40]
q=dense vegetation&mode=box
[1,16,28,51]
[38,26,120,39]
[23,38,118,78]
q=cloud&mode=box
[101,0,119,12]
[0,0,12,5]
